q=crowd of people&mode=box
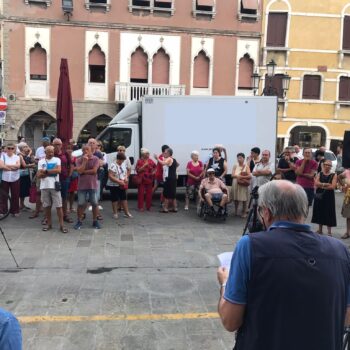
[0,137,349,235]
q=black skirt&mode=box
[163,178,177,199]
[20,175,31,198]
[311,174,336,227]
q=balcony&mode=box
[115,82,186,102]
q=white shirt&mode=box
[35,146,46,160]
[38,157,61,190]
[107,162,125,187]
[1,154,20,182]
[252,161,273,187]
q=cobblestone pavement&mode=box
[0,192,348,350]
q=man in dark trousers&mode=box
[217,180,350,350]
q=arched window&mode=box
[130,47,148,83]
[30,43,47,81]
[238,54,254,89]
[193,50,209,88]
[89,44,106,83]
[152,48,170,85]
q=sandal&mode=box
[63,216,73,223]
[60,226,68,234]
[29,213,39,219]
[42,226,52,232]
[41,218,48,225]
[96,215,103,221]
[159,209,169,213]
[341,233,350,239]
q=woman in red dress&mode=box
[136,148,156,211]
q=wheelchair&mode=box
[197,191,228,221]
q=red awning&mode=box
[242,0,258,10]
[197,0,214,6]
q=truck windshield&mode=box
[98,128,132,154]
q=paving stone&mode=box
[0,195,347,349]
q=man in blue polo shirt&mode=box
[0,308,22,349]
[217,180,350,350]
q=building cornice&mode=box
[1,16,261,38]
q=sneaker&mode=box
[88,206,92,211]
[184,206,189,211]
[98,205,103,210]
[124,213,133,218]
[92,220,102,229]
[74,221,83,230]
[113,213,119,219]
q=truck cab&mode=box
[96,101,141,170]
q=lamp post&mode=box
[251,59,291,98]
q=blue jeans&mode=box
[60,178,71,200]
[77,189,98,207]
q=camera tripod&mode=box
[0,226,19,268]
[242,186,263,235]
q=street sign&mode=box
[0,111,6,125]
[0,97,7,111]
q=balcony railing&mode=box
[115,82,186,102]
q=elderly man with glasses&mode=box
[217,180,350,350]
[252,150,272,187]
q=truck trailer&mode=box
[96,95,278,184]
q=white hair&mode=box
[258,180,309,221]
[191,150,199,157]
[141,148,150,154]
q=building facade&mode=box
[260,0,350,153]
[1,0,261,148]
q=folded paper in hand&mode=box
[217,252,233,273]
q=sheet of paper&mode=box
[217,252,233,272]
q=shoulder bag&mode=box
[314,173,334,200]
[237,165,251,187]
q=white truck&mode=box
[96,95,278,184]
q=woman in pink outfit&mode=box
[136,148,156,211]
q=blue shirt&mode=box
[0,308,22,349]
[224,221,350,305]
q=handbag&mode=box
[120,182,128,190]
[29,184,37,203]
[54,181,62,192]
[237,167,251,187]
[315,173,334,200]
[131,175,142,186]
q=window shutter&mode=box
[197,0,214,6]
[89,45,105,66]
[238,56,254,89]
[343,16,350,50]
[152,49,170,84]
[193,51,210,88]
[266,13,288,47]
[302,75,321,100]
[131,47,148,81]
[30,45,47,76]
[242,0,258,11]
[339,77,350,101]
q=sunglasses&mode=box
[7,147,15,150]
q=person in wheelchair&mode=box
[199,168,228,216]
